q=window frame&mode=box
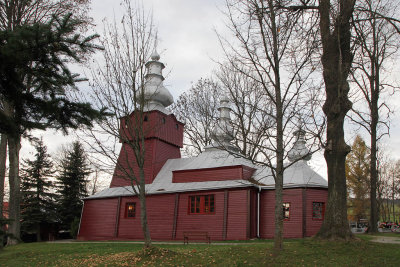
[188,194,215,215]
[282,202,290,221]
[125,202,136,218]
[312,202,325,221]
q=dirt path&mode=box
[371,236,400,244]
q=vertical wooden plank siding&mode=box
[305,188,328,236]
[172,193,179,239]
[302,189,307,238]
[260,189,304,238]
[78,198,119,240]
[175,190,225,240]
[222,190,229,240]
[247,189,251,239]
[114,197,122,237]
[250,190,258,238]
[226,190,248,240]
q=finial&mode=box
[151,33,160,61]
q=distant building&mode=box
[78,52,327,241]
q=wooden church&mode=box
[77,51,328,241]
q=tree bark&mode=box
[316,0,355,240]
[139,168,151,248]
[37,224,41,242]
[0,134,6,215]
[0,134,7,248]
[7,135,21,245]
[369,89,378,232]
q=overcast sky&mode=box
[19,0,400,181]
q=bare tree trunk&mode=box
[139,169,151,248]
[0,134,7,248]
[274,165,284,251]
[316,0,355,240]
[369,107,378,231]
[7,135,21,245]
[0,134,6,213]
[36,224,41,242]
[274,105,284,250]
[392,175,395,222]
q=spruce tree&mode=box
[20,139,56,242]
[56,141,90,234]
[0,14,107,244]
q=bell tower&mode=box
[110,51,184,187]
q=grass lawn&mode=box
[0,235,399,266]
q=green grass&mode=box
[0,236,399,266]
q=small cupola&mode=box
[210,94,234,148]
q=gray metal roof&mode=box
[85,148,327,200]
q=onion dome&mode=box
[143,49,174,114]
[288,121,311,162]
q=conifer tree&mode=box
[56,141,90,233]
[346,135,370,222]
[20,139,55,242]
[0,14,105,244]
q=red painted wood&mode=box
[78,187,327,241]
[259,188,328,238]
[175,190,225,241]
[305,188,328,237]
[110,138,181,187]
[172,165,255,183]
[259,189,304,239]
[110,110,183,187]
[120,110,184,147]
[226,190,249,240]
[117,194,176,240]
[243,166,256,180]
[250,189,257,238]
[78,198,119,240]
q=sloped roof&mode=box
[85,148,327,200]
[255,160,328,189]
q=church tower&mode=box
[110,51,184,187]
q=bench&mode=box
[183,231,211,244]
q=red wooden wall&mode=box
[78,188,252,241]
[117,194,176,240]
[172,165,255,183]
[78,187,327,241]
[120,111,184,147]
[78,198,119,240]
[110,139,181,187]
[259,188,328,239]
[305,188,328,236]
[110,110,184,188]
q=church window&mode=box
[144,116,148,122]
[189,195,215,214]
[283,202,290,220]
[312,202,325,220]
[126,202,136,218]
